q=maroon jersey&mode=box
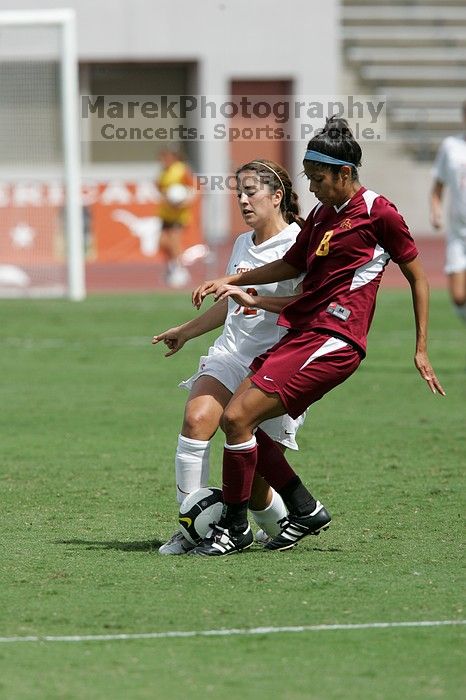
[280,187,418,355]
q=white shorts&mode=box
[445,235,466,274]
[179,350,307,451]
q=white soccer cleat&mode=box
[158,530,195,555]
[255,529,271,544]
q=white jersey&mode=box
[211,222,303,365]
[432,134,466,239]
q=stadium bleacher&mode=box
[342,0,466,160]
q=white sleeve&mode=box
[291,272,305,293]
[278,273,305,296]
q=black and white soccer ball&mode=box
[178,487,224,545]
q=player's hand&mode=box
[152,326,187,356]
[192,277,231,309]
[414,351,446,396]
[214,284,258,308]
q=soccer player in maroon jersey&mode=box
[189,117,446,556]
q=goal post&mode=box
[0,9,85,300]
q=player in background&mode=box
[430,101,466,325]
[157,149,194,288]
[190,117,446,557]
[153,159,306,554]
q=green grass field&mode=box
[0,289,464,699]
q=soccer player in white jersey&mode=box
[430,101,466,324]
[152,159,306,554]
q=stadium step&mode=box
[341,0,466,161]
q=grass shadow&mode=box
[54,538,343,554]
[54,538,163,552]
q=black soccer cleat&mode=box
[188,523,254,557]
[264,501,331,551]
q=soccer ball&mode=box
[178,487,224,545]
[165,183,190,206]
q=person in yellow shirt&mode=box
[157,149,194,287]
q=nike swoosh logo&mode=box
[263,376,274,381]
[179,517,192,527]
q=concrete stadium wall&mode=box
[0,0,340,242]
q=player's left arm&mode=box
[214,284,301,314]
[399,257,446,396]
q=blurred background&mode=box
[0,0,465,296]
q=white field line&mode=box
[0,620,464,644]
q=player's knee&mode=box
[181,408,213,439]
[449,273,466,306]
[220,404,248,437]
[219,408,237,435]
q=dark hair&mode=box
[235,159,304,227]
[305,116,362,180]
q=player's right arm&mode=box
[152,298,228,356]
[192,259,300,309]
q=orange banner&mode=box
[90,182,202,262]
[0,180,203,265]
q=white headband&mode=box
[250,161,286,199]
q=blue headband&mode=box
[304,150,355,168]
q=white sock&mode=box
[249,488,287,537]
[175,434,211,504]
[454,303,466,324]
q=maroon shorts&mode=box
[250,330,362,419]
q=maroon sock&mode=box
[222,440,257,503]
[254,427,298,490]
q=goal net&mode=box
[0,10,84,299]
